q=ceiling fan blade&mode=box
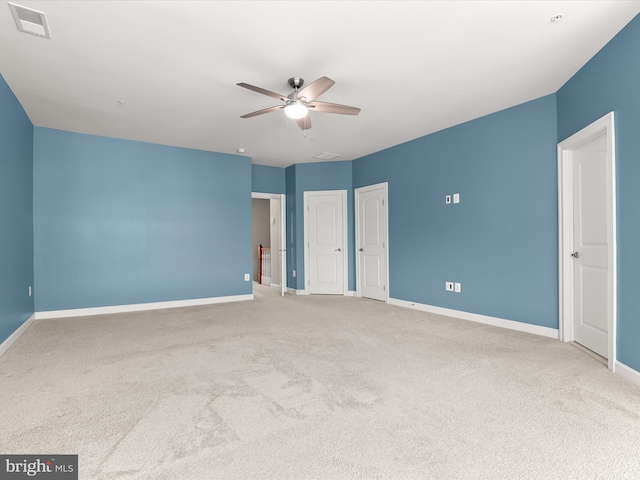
[297,76,335,101]
[237,83,288,102]
[240,105,284,118]
[308,101,361,115]
[296,116,311,130]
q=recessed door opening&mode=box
[252,192,286,297]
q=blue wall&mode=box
[251,164,285,194]
[0,74,34,343]
[285,165,297,289]
[290,162,356,292]
[33,128,252,311]
[354,95,558,328]
[557,14,640,371]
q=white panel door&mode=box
[573,133,609,358]
[357,184,387,301]
[306,191,345,294]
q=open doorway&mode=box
[251,198,270,284]
[252,192,286,297]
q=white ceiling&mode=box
[1,1,639,167]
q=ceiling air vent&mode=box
[8,3,50,38]
[313,152,341,160]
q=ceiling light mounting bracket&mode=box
[288,77,304,91]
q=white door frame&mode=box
[355,182,390,303]
[252,192,287,297]
[557,112,616,371]
[303,190,348,296]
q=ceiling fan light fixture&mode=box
[238,76,359,130]
[284,101,308,119]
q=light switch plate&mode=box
[445,195,451,204]
[445,281,454,291]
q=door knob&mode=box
[571,251,580,258]
[335,248,342,252]
[359,248,364,252]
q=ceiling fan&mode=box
[237,76,360,130]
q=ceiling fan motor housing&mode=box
[288,77,304,90]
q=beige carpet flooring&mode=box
[1,284,639,479]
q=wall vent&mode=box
[8,3,50,38]
[313,152,341,160]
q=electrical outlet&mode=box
[244,273,250,281]
[28,285,32,297]
[445,195,451,204]
[454,282,461,293]
[293,270,296,277]
[453,193,460,204]
[445,281,454,291]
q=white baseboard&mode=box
[36,294,254,320]
[614,361,640,388]
[388,298,559,339]
[285,289,356,296]
[0,313,36,358]
[286,288,309,295]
